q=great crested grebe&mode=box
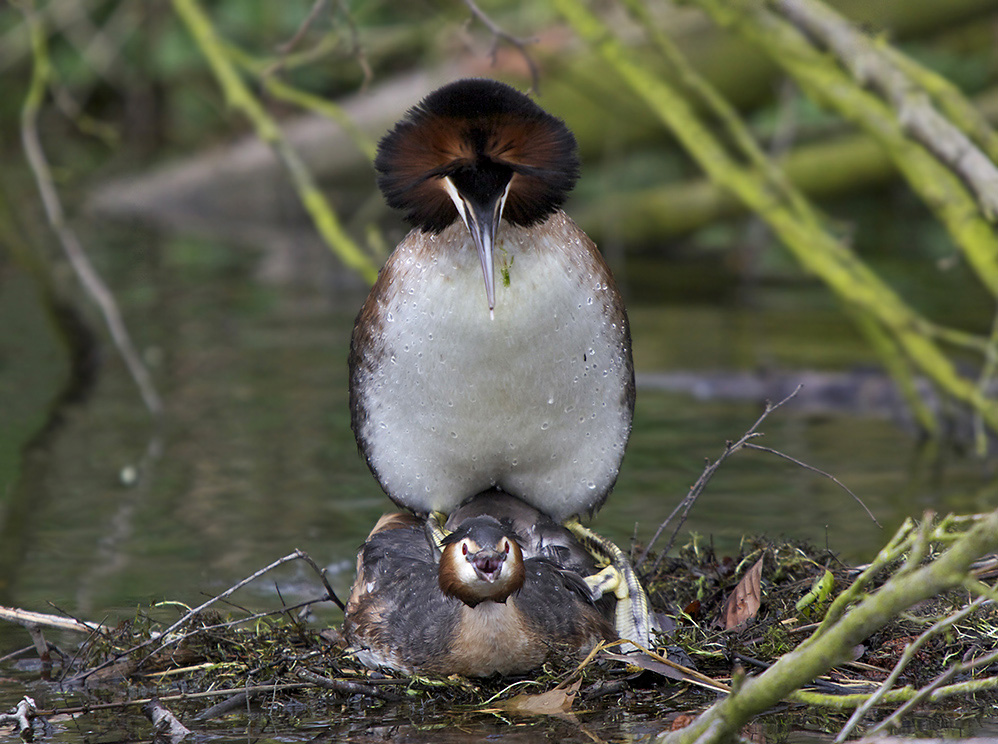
[350,78,633,523]
[343,491,615,677]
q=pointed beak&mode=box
[442,177,513,317]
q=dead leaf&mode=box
[722,556,763,630]
[494,678,581,718]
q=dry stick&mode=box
[297,669,403,702]
[462,0,540,93]
[742,443,881,528]
[0,606,105,634]
[295,549,346,610]
[636,386,802,573]
[0,645,36,665]
[19,4,163,419]
[34,684,314,717]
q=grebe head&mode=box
[438,516,526,607]
[374,78,579,313]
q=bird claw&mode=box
[565,520,654,650]
[425,511,451,553]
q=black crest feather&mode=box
[375,78,579,232]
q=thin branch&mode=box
[34,684,314,717]
[275,0,328,54]
[297,669,403,701]
[462,0,540,92]
[294,549,346,610]
[19,2,163,420]
[743,443,881,528]
[636,386,802,572]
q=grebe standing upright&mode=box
[350,78,633,523]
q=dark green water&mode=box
[1,220,995,742]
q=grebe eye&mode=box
[462,543,469,556]
[502,540,510,554]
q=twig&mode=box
[0,645,36,665]
[0,605,105,634]
[294,548,346,610]
[742,443,881,527]
[636,386,802,572]
[34,684,313,717]
[275,0,328,54]
[296,669,403,701]
[19,2,163,420]
[462,0,540,92]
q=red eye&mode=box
[502,540,510,555]
[462,543,469,555]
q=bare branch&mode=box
[275,0,329,54]
[19,4,163,420]
[636,386,802,572]
[742,443,881,528]
[462,0,540,92]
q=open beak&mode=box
[442,177,513,319]
[468,549,506,582]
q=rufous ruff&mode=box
[350,78,634,522]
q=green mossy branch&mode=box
[702,0,998,297]
[222,41,377,162]
[658,510,998,744]
[170,0,379,285]
[554,0,998,436]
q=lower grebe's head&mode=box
[438,517,525,607]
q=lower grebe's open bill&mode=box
[342,495,616,677]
